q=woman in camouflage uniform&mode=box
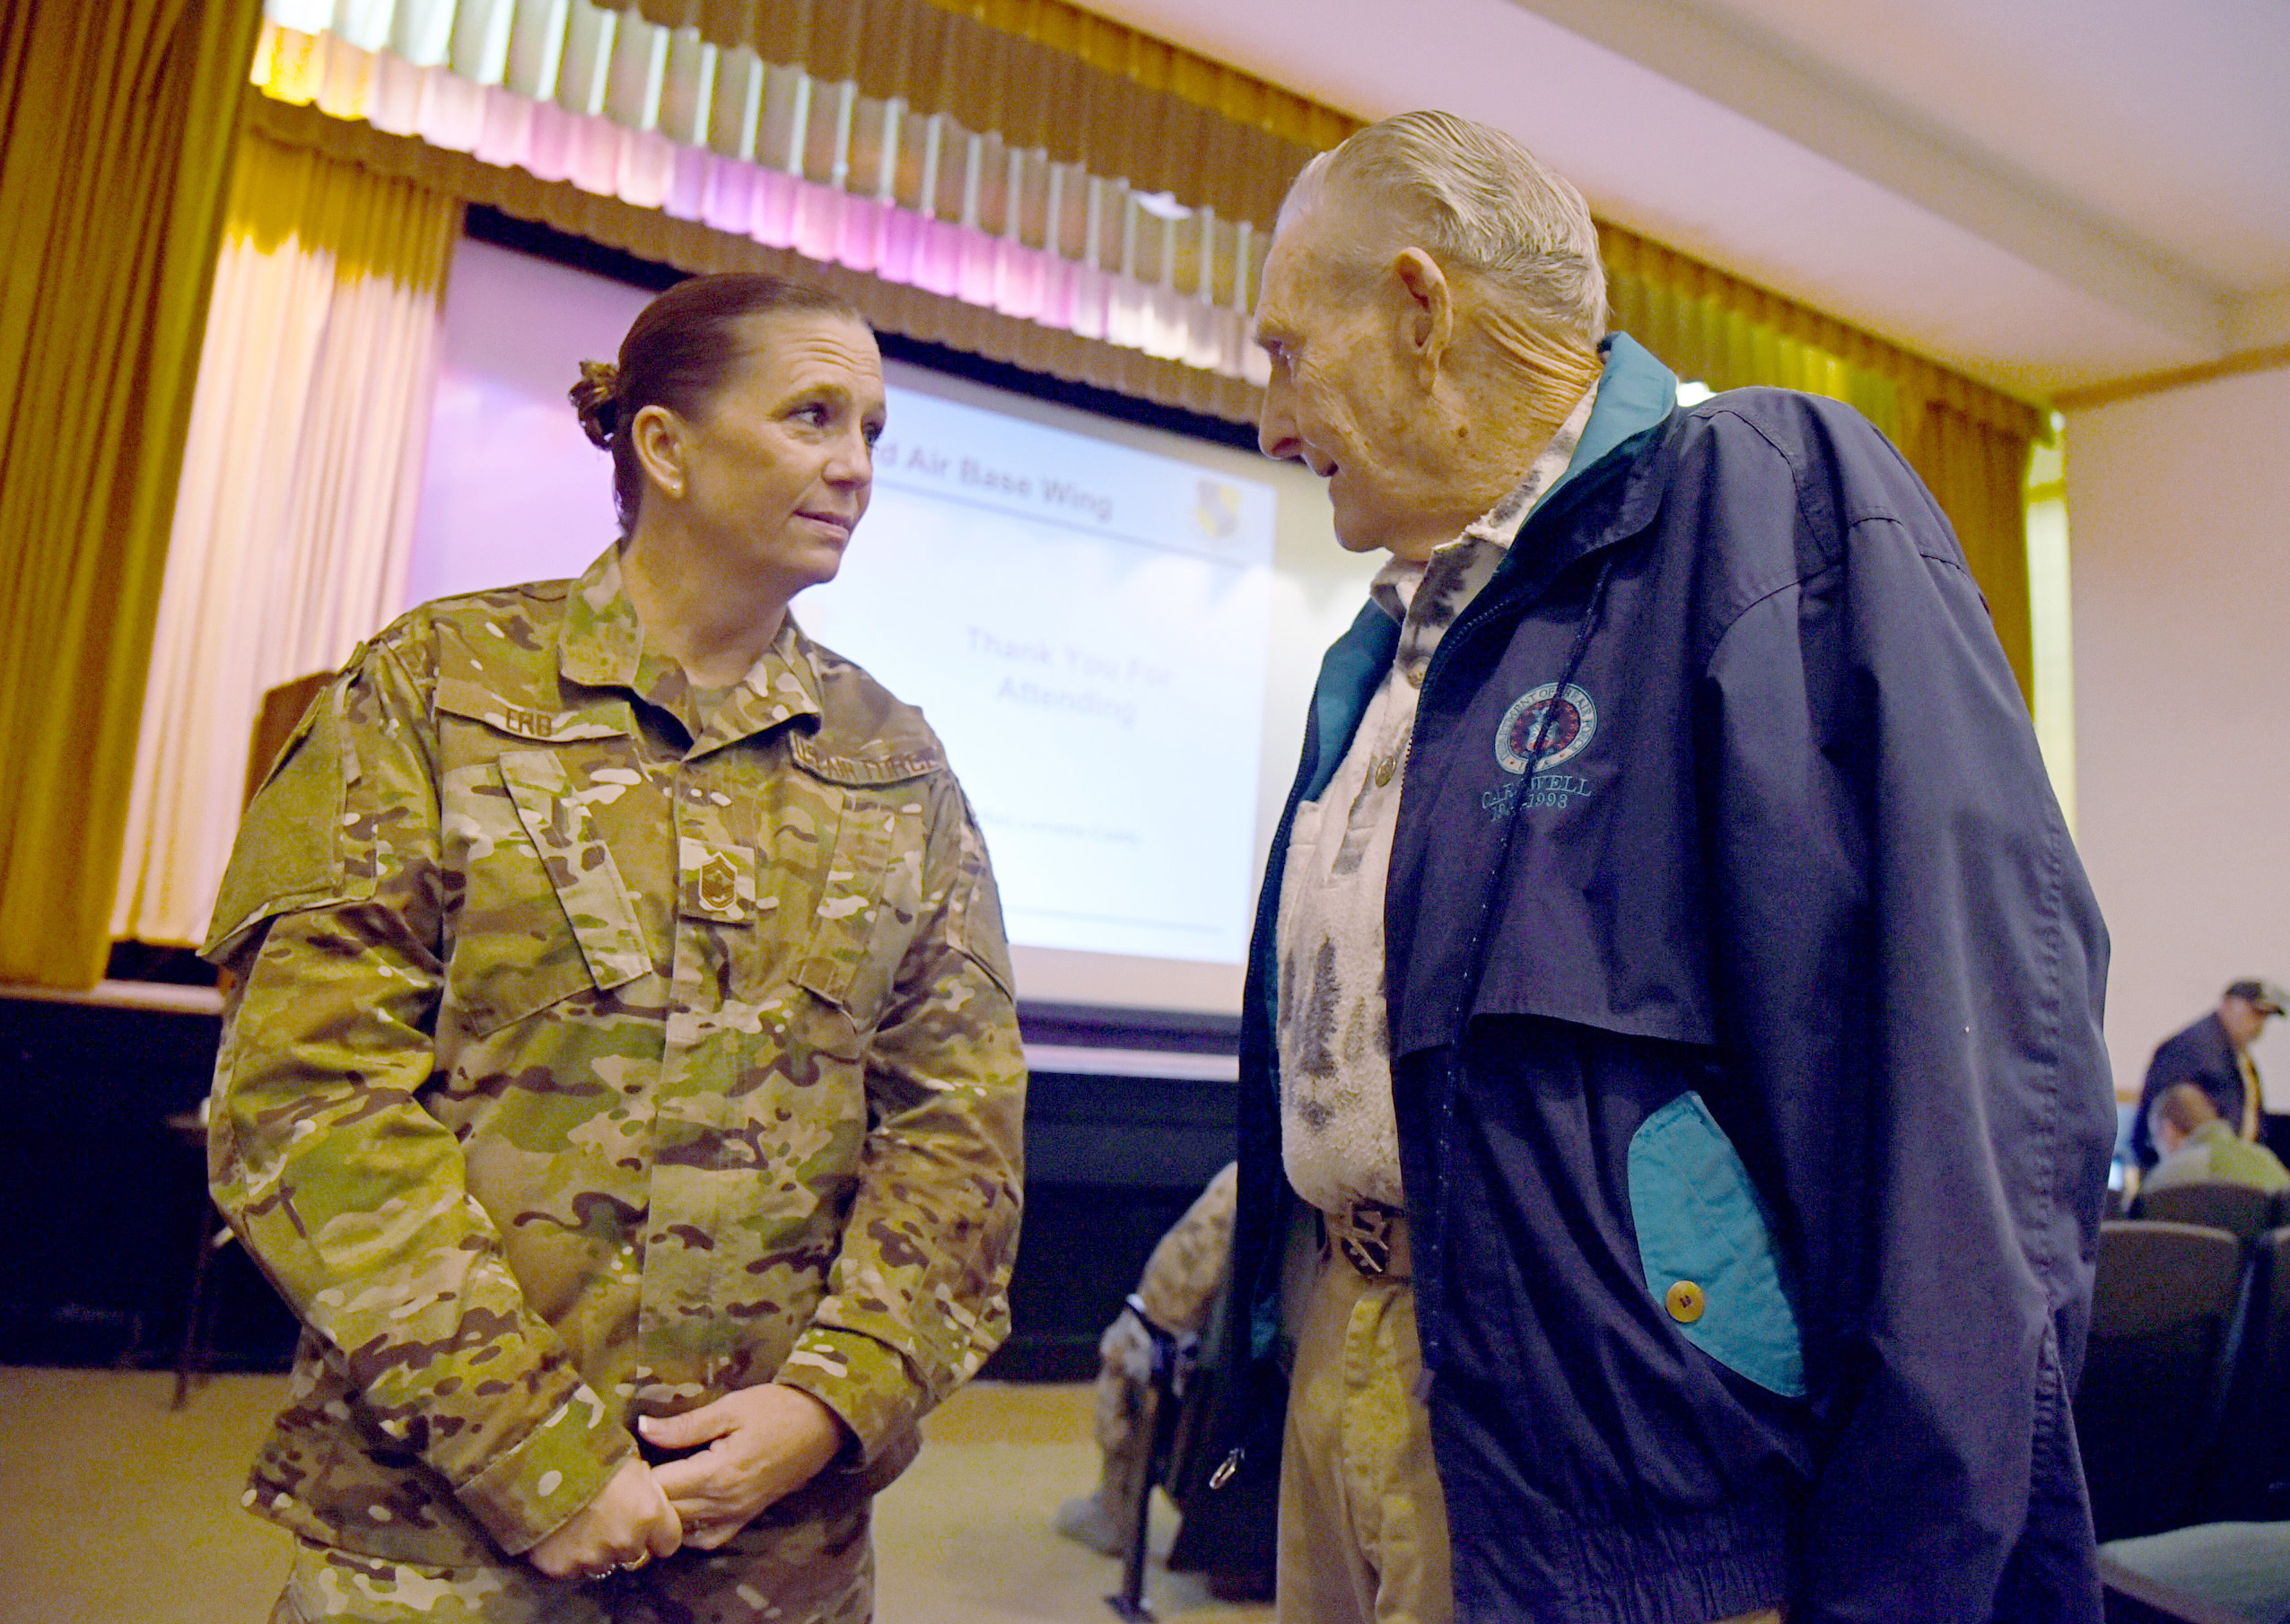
[204,275,1027,1622]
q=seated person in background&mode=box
[2131,981,2287,1168]
[1057,1162,1239,1556]
[2146,1083,2290,1195]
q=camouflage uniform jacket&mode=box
[203,546,1026,1566]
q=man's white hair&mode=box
[1280,110,1608,347]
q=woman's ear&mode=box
[629,403,688,502]
[1393,247,1455,384]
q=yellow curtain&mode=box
[1900,406,2037,694]
[112,132,460,948]
[0,0,265,989]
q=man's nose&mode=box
[1258,373,1298,461]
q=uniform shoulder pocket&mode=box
[946,794,1016,1003]
[204,677,374,965]
[1627,1090,1806,1398]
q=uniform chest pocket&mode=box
[1627,1090,1806,1398]
[779,777,931,1031]
[444,748,651,1035]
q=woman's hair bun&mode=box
[570,360,621,450]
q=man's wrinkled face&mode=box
[1254,210,1445,560]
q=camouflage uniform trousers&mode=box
[1091,1162,1238,1520]
[270,1503,870,1624]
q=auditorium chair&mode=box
[2076,1220,2247,1543]
[2100,1526,2290,1623]
[2135,1182,2284,1244]
[2198,1227,2290,1524]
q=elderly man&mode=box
[1200,111,2116,1624]
[2129,980,2288,1168]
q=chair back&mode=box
[2076,1220,2245,1542]
[241,670,333,806]
[2133,1182,2279,1242]
[2199,1226,2290,1522]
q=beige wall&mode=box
[2067,365,2290,1100]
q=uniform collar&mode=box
[555,546,825,751]
[557,546,648,691]
[699,619,826,752]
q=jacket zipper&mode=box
[1395,492,1628,1371]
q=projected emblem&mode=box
[1495,682,1598,773]
[1192,479,1242,540]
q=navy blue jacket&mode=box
[2130,1012,2250,1167]
[1206,335,2116,1623]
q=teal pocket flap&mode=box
[1628,1091,1806,1398]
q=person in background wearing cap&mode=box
[2130,981,2289,1169]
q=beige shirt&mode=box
[1276,384,1599,1216]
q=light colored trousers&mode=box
[1276,1239,1783,1624]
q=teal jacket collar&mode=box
[1553,332,1678,508]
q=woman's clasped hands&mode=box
[527,1384,848,1581]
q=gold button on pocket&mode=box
[1665,1279,1706,1323]
[1374,756,1396,787]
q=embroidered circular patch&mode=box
[1495,682,1598,774]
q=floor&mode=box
[0,1368,1273,1624]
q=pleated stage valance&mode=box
[253,0,1284,415]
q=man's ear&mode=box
[1393,247,1454,381]
[629,403,688,502]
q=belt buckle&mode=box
[1338,1201,1393,1277]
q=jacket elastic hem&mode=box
[1453,1494,1792,1624]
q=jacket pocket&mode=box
[1627,1090,1806,1398]
[444,748,650,1034]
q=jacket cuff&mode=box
[455,1384,634,1555]
[775,1327,923,1464]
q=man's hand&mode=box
[526,1455,681,1581]
[642,1384,848,1550]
